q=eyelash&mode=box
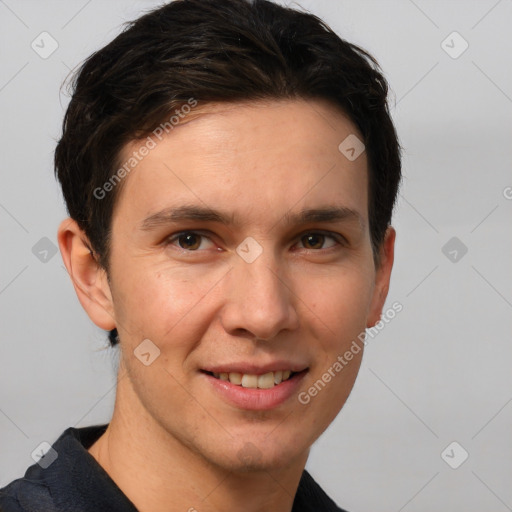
[163,230,346,253]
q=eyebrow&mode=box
[140,204,365,231]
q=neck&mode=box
[87,367,309,512]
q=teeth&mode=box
[211,370,295,388]
[257,372,275,389]
[241,374,258,388]
[228,372,242,385]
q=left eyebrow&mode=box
[140,204,365,231]
[282,206,365,230]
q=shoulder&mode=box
[0,468,56,512]
[293,469,349,512]
[0,424,109,512]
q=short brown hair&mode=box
[55,0,402,346]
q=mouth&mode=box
[200,361,309,410]
[201,369,301,389]
[201,368,308,410]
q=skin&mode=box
[58,98,395,512]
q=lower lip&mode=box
[203,371,308,411]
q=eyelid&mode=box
[164,229,347,252]
[164,230,216,250]
[295,229,347,248]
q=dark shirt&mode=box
[0,424,347,511]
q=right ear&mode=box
[57,218,116,331]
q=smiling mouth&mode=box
[202,370,304,389]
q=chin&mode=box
[208,435,308,474]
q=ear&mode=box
[57,218,116,331]
[366,227,396,328]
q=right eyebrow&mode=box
[140,204,234,231]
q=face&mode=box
[92,99,393,471]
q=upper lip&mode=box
[201,362,309,375]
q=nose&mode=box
[219,249,300,341]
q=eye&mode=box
[295,231,344,251]
[165,231,215,251]
[164,230,345,253]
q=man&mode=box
[0,0,401,510]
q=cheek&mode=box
[110,256,231,347]
[295,262,375,348]
[295,266,372,430]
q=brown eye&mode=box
[302,234,323,249]
[298,232,339,250]
[177,233,202,250]
[166,231,215,251]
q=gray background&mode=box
[1,0,511,510]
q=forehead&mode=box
[113,99,368,227]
